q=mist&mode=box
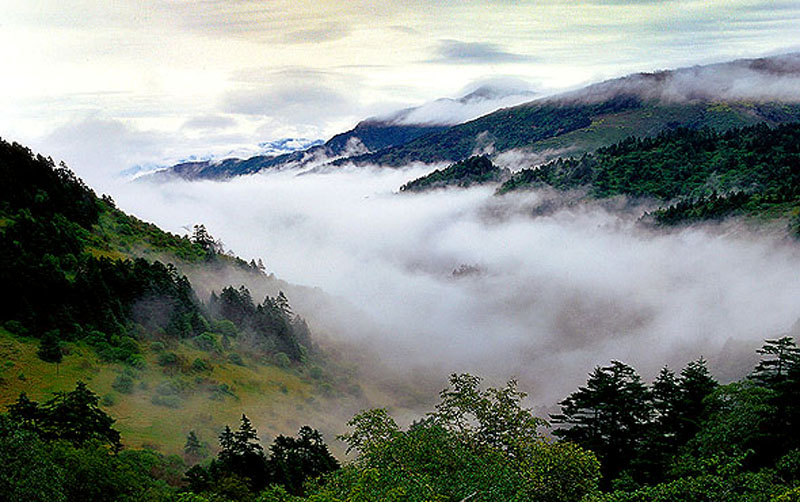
[113,165,800,408]
[556,52,800,104]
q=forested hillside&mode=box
[499,122,800,232]
[399,155,508,192]
[0,138,310,363]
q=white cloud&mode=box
[113,167,800,405]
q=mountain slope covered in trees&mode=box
[498,122,800,232]
[399,155,509,192]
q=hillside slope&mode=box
[498,122,800,232]
[0,138,375,456]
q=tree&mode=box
[37,329,63,366]
[677,357,718,444]
[191,224,215,255]
[184,430,206,461]
[429,373,546,457]
[0,416,66,502]
[552,361,651,487]
[40,381,121,450]
[217,414,268,491]
[751,337,799,387]
[322,374,599,502]
[7,392,42,431]
[268,426,339,495]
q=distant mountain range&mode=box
[150,53,800,181]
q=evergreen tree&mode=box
[184,430,205,460]
[37,329,63,365]
[40,381,121,450]
[552,361,651,487]
[6,392,42,431]
[677,357,718,443]
[268,426,340,496]
[751,337,799,386]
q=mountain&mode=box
[151,53,800,181]
[337,53,800,168]
[150,82,537,180]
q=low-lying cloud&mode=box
[115,166,800,407]
[384,77,538,126]
[560,52,800,104]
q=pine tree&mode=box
[751,337,799,386]
[233,414,263,457]
[184,430,205,460]
[552,361,652,487]
[275,291,292,317]
[40,381,121,450]
[677,357,717,443]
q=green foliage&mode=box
[498,123,800,230]
[158,351,179,367]
[0,416,66,502]
[275,352,291,368]
[400,155,507,192]
[113,373,135,394]
[193,332,223,353]
[210,286,307,361]
[187,415,338,499]
[552,361,651,486]
[37,329,63,364]
[326,374,599,502]
[2,385,179,501]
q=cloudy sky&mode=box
[2,0,800,187]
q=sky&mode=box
[3,0,800,189]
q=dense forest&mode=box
[498,122,800,232]
[0,137,311,365]
[399,155,508,192]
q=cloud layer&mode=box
[115,166,800,406]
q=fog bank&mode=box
[114,166,800,406]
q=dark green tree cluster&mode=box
[210,286,309,361]
[555,338,800,501]
[498,122,800,231]
[399,155,508,192]
[185,415,339,499]
[1,383,182,502]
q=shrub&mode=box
[228,353,244,366]
[191,358,212,373]
[112,374,134,394]
[151,395,181,408]
[158,352,179,367]
[308,366,323,380]
[193,332,222,353]
[274,352,291,369]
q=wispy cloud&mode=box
[429,39,535,65]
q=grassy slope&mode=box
[0,325,378,458]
